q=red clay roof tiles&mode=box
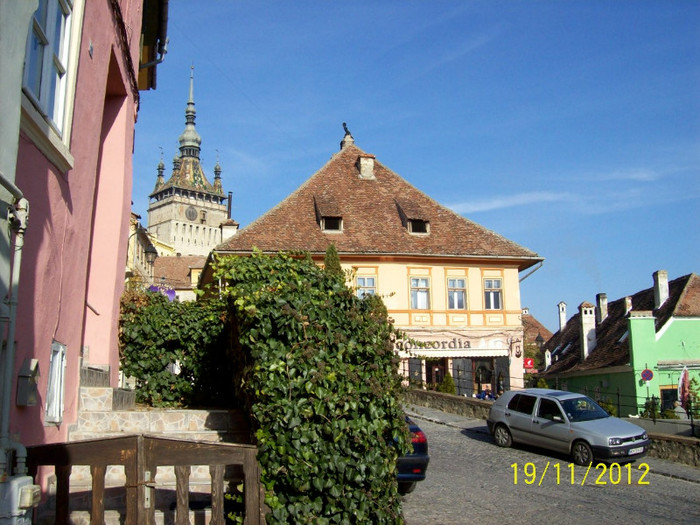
[214,143,542,268]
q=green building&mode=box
[540,271,699,417]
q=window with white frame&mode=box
[484,278,503,310]
[45,340,67,424]
[407,219,429,234]
[356,276,376,298]
[448,278,467,309]
[321,216,342,232]
[24,0,74,134]
[410,277,430,309]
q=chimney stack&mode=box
[625,296,633,314]
[579,302,597,360]
[558,301,567,332]
[357,154,375,179]
[653,270,669,309]
[596,293,608,325]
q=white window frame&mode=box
[484,278,503,310]
[356,276,376,298]
[407,219,429,234]
[447,278,467,310]
[21,0,84,173]
[410,277,430,310]
[45,340,67,425]
[321,216,343,232]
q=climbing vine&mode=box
[119,289,232,407]
[212,251,409,524]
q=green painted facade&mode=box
[552,314,699,417]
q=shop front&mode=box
[397,329,524,395]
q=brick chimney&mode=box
[596,293,608,325]
[579,302,597,360]
[653,270,669,309]
[558,301,567,332]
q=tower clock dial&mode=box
[185,206,198,221]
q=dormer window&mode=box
[408,219,429,234]
[396,199,430,235]
[321,216,342,232]
[314,195,343,233]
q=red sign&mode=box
[641,369,654,381]
[524,358,534,369]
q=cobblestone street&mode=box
[401,404,700,525]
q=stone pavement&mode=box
[403,403,700,484]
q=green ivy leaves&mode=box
[214,252,409,524]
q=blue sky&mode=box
[132,1,700,332]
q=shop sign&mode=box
[395,332,510,358]
[523,358,534,369]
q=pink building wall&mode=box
[10,1,143,447]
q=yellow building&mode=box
[207,128,543,394]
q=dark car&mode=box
[487,388,650,465]
[397,416,429,494]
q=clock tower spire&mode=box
[146,67,234,256]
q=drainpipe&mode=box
[0,170,29,479]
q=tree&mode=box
[437,371,456,395]
[323,243,343,278]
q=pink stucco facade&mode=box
[9,0,144,447]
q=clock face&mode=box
[186,206,198,221]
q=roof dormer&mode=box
[396,199,430,235]
[314,195,343,233]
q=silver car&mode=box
[487,388,650,465]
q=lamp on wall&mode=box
[145,244,158,265]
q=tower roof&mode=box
[150,67,224,198]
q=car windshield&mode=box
[561,396,609,422]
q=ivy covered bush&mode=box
[119,289,232,407]
[212,251,409,524]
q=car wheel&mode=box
[494,424,512,448]
[398,481,416,495]
[572,440,593,466]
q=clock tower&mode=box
[147,68,233,256]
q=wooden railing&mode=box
[27,434,265,525]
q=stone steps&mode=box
[52,383,252,523]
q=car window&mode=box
[537,398,564,421]
[561,396,609,422]
[507,394,537,415]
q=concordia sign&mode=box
[394,330,511,359]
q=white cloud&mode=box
[588,168,661,182]
[448,191,571,214]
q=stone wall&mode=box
[403,389,492,420]
[403,389,700,467]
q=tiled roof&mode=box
[153,255,207,289]
[150,157,223,197]
[522,312,553,346]
[542,273,699,376]
[214,143,542,268]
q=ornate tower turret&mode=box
[146,67,231,256]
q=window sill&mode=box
[20,95,74,174]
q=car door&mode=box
[530,397,572,454]
[505,393,538,444]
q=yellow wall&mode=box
[347,259,525,390]
[349,261,522,329]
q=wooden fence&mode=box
[27,434,265,525]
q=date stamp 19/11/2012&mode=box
[511,462,650,486]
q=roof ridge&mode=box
[218,144,365,239]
